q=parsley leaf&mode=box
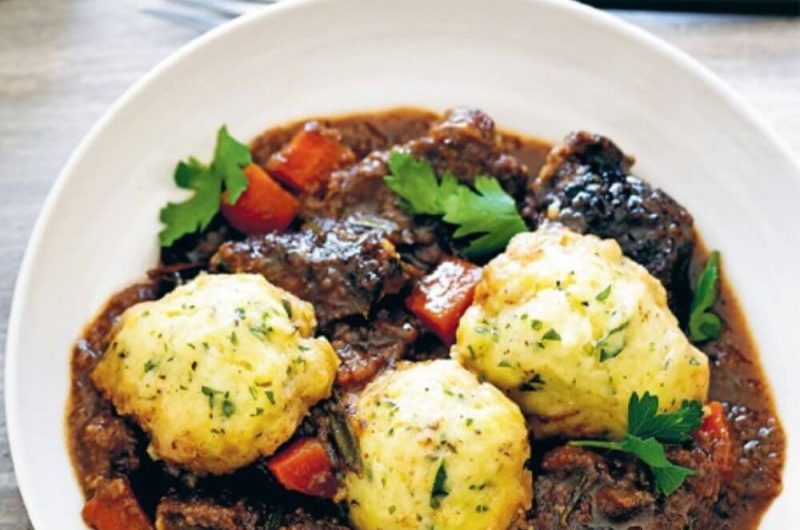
[159,158,221,247]
[442,176,528,258]
[627,392,703,443]
[430,461,449,508]
[569,392,703,496]
[384,151,527,259]
[384,150,445,214]
[212,126,251,204]
[688,251,722,342]
[158,126,252,247]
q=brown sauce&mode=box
[67,108,784,530]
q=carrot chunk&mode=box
[266,123,355,192]
[406,258,483,344]
[695,401,734,479]
[221,163,299,234]
[82,478,153,530]
[267,437,338,498]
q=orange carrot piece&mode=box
[696,401,734,479]
[267,437,338,498]
[266,123,355,192]
[82,478,153,530]
[221,163,299,234]
[406,258,483,344]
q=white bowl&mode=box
[6,0,799,527]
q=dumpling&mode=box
[452,225,708,438]
[91,273,339,475]
[344,360,532,530]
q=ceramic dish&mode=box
[5,0,799,527]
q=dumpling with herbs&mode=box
[451,224,709,439]
[91,273,339,475]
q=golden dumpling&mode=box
[344,360,532,530]
[452,225,709,439]
[91,273,339,475]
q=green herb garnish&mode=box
[570,392,703,495]
[597,321,630,362]
[281,298,293,318]
[201,386,222,409]
[221,399,236,418]
[542,328,561,341]
[430,461,449,508]
[595,285,612,302]
[143,359,157,373]
[158,126,251,246]
[688,251,722,342]
[384,151,527,258]
[519,373,545,392]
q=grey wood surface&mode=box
[0,1,798,528]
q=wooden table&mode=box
[0,1,797,527]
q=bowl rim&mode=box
[5,0,799,527]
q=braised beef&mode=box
[533,444,720,529]
[405,107,531,200]
[302,108,530,268]
[156,498,262,530]
[68,108,784,530]
[68,282,158,494]
[210,220,413,325]
[157,217,241,282]
[328,307,420,388]
[526,132,695,316]
[281,508,350,530]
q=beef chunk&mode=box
[712,403,784,520]
[155,498,262,530]
[526,132,695,315]
[210,220,413,326]
[534,444,721,529]
[329,308,420,388]
[303,108,530,267]
[79,413,140,493]
[406,107,530,200]
[281,508,350,530]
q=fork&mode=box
[142,0,277,31]
[144,0,799,31]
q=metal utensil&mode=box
[144,0,799,31]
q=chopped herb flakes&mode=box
[595,285,612,301]
[542,328,561,341]
[201,386,222,409]
[520,373,545,392]
[281,298,293,318]
[221,399,236,418]
[429,461,449,508]
[143,359,158,373]
[265,390,276,405]
[597,321,630,362]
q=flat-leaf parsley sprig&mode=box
[688,251,722,343]
[159,126,251,247]
[570,392,703,496]
[384,150,527,259]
